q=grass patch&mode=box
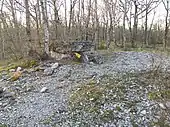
[148,90,170,100]
[0,123,8,127]
[68,69,170,126]
[68,74,131,125]
[0,59,38,72]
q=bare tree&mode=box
[0,0,5,59]
[143,0,160,46]
[131,0,138,47]
[68,0,77,35]
[94,0,99,48]
[104,0,118,49]
[41,0,50,55]
[25,0,31,46]
[85,0,92,40]
[162,0,169,49]
[0,0,168,60]
[120,0,128,48]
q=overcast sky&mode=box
[0,0,167,28]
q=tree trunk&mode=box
[10,0,20,50]
[122,0,127,49]
[81,0,85,40]
[53,0,59,39]
[34,4,41,48]
[94,0,99,49]
[41,0,50,55]
[85,0,91,41]
[132,1,138,48]
[164,1,169,49]
[144,1,148,46]
[64,0,67,39]
[25,0,31,47]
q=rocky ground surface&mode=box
[0,51,170,127]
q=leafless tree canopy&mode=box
[0,0,169,59]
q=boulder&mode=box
[71,41,95,52]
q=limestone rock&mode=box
[71,41,95,52]
[44,68,54,76]
[40,87,48,93]
[9,69,15,72]
[165,101,170,108]
[16,67,22,72]
[51,63,59,69]
[159,103,166,109]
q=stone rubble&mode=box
[0,51,170,126]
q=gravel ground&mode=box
[0,51,170,127]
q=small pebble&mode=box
[40,87,48,93]
[51,63,59,69]
[16,67,22,72]
[165,101,170,108]
[159,103,166,109]
[140,110,147,115]
[9,69,15,72]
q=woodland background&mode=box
[0,0,169,60]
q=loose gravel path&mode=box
[0,51,170,127]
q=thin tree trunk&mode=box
[64,0,67,39]
[148,10,156,46]
[34,4,41,48]
[164,1,169,49]
[81,0,85,40]
[41,0,50,55]
[144,0,148,46]
[132,0,138,48]
[0,23,5,59]
[10,0,20,50]
[94,0,99,49]
[85,0,91,41]
[53,0,59,39]
[122,0,127,49]
[25,0,31,47]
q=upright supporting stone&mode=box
[71,41,95,63]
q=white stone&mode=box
[40,87,48,93]
[51,63,59,69]
[16,67,22,72]
[141,110,147,115]
[165,101,170,108]
[9,69,15,72]
[44,68,54,75]
[159,103,166,109]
